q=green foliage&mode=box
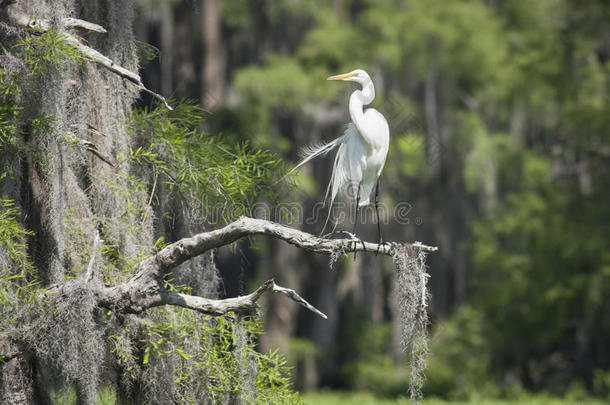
[0,69,22,150]
[110,309,301,403]
[592,369,610,399]
[0,198,38,332]
[47,385,117,405]
[1,27,81,166]
[361,0,509,89]
[19,28,83,74]
[130,100,289,222]
[257,348,304,404]
[471,182,610,386]
[338,322,410,398]
[425,308,496,400]
[303,390,609,405]
[224,0,610,399]
[233,54,339,151]
[298,14,362,71]
[0,198,33,268]
[394,134,426,177]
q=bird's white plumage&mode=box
[289,69,390,224]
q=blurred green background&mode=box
[135,0,609,402]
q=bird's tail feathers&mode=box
[319,148,344,236]
[282,135,347,180]
[279,124,356,237]
[319,124,357,236]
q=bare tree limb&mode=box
[132,216,436,280]
[5,9,172,110]
[100,279,327,319]
[62,17,106,33]
[272,282,327,319]
[61,33,173,110]
[125,216,437,290]
[96,217,435,318]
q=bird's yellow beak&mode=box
[327,72,357,81]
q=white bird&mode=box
[288,69,390,250]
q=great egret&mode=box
[289,69,390,252]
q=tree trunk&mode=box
[174,1,197,98]
[201,0,224,109]
[160,2,174,97]
[0,0,141,401]
[424,66,441,174]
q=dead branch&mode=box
[100,279,327,319]
[79,139,115,167]
[272,282,328,319]
[132,216,436,279]
[5,8,172,109]
[60,30,172,110]
[62,17,106,33]
[97,217,435,319]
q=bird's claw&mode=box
[334,231,366,260]
[375,240,392,255]
[353,237,366,251]
[351,237,366,261]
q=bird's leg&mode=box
[375,177,390,255]
[353,183,365,260]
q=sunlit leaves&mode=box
[129,309,301,403]
[0,69,22,150]
[19,28,84,74]
[0,198,39,330]
[130,100,288,222]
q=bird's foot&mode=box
[331,231,390,256]
[375,239,392,255]
[351,236,366,261]
[332,231,366,259]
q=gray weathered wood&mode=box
[97,217,435,318]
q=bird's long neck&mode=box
[349,78,375,130]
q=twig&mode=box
[80,140,115,167]
[85,231,101,282]
[147,170,158,207]
[62,17,106,33]
[272,281,327,319]
[8,11,173,110]
[100,279,326,319]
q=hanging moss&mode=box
[392,244,430,404]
